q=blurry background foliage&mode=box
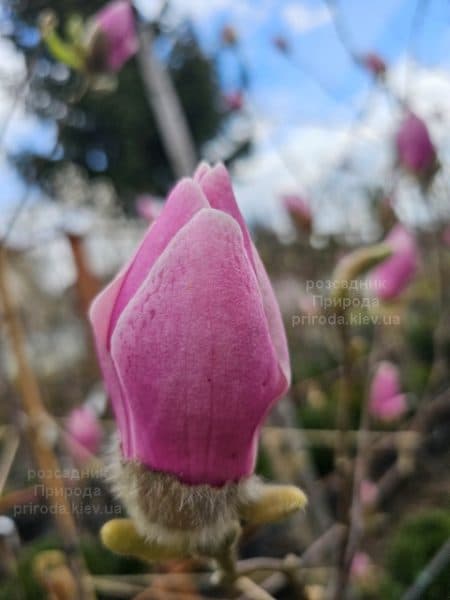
[7,0,234,206]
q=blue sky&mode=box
[185,0,450,126]
[2,0,450,235]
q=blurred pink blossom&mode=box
[282,194,312,234]
[396,112,437,178]
[369,361,408,422]
[369,224,418,300]
[360,479,378,507]
[224,91,244,111]
[351,552,372,579]
[93,0,138,72]
[90,162,290,486]
[361,52,386,77]
[135,195,163,223]
[66,406,103,463]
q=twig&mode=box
[0,248,96,600]
[333,324,382,599]
[0,425,20,494]
[401,539,450,600]
[235,577,276,600]
[236,524,345,600]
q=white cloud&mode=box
[232,58,450,240]
[282,3,331,34]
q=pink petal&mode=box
[369,225,418,300]
[351,552,372,579]
[198,163,290,390]
[108,178,208,340]
[197,162,255,268]
[111,209,284,485]
[95,0,138,71]
[90,179,208,454]
[193,161,211,182]
[90,273,134,455]
[378,394,408,421]
[66,406,102,463]
[370,361,401,404]
[369,362,408,422]
[251,245,291,387]
[396,112,436,175]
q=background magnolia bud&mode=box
[66,406,103,464]
[282,194,313,234]
[90,162,290,486]
[361,52,386,77]
[369,361,408,422]
[86,0,138,73]
[368,225,418,300]
[396,112,438,182]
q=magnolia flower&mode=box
[369,361,408,422]
[87,0,138,72]
[282,194,312,234]
[395,112,437,181]
[66,406,103,463]
[223,91,244,112]
[361,52,386,77]
[135,195,163,223]
[368,225,418,300]
[90,163,298,555]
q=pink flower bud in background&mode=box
[369,361,408,422]
[395,112,437,179]
[135,195,163,223]
[223,91,244,112]
[282,194,312,234]
[90,0,138,72]
[66,406,103,464]
[368,224,418,300]
[90,162,290,486]
[361,52,386,77]
[351,552,372,579]
[360,479,378,507]
[273,35,290,54]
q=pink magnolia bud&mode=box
[360,479,378,507]
[90,162,290,486]
[369,361,408,422]
[396,112,437,179]
[223,91,244,112]
[135,195,163,223]
[368,224,418,300]
[273,35,289,54]
[282,194,312,234]
[351,552,372,579]
[89,0,138,72]
[361,52,386,77]
[66,406,103,464]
